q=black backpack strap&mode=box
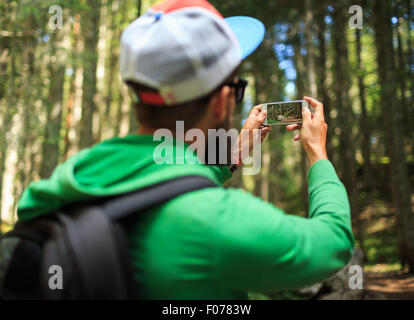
[40,208,133,299]
[1,175,218,300]
[42,175,218,299]
[101,175,218,221]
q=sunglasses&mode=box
[225,77,248,104]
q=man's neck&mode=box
[137,125,210,139]
[137,125,211,148]
[137,125,157,136]
[137,125,192,143]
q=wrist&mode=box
[307,149,328,166]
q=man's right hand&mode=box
[286,96,328,166]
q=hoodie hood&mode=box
[17,134,231,221]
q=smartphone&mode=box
[262,100,310,125]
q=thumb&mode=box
[302,105,311,123]
[252,109,267,129]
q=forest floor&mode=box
[359,190,414,300]
[364,271,414,300]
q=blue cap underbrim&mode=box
[225,16,265,60]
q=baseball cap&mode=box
[120,0,265,106]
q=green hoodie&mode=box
[17,134,354,299]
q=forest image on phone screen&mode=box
[266,102,303,125]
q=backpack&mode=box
[0,175,217,300]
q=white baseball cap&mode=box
[120,0,265,106]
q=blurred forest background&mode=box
[1,0,414,298]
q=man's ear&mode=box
[209,86,231,122]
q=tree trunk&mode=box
[64,14,82,159]
[405,0,414,158]
[373,0,414,272]
[304,0,317,98]
[13,24,37,217]
[128,0,142,134]
[39,29,66,179]
[303,0,319,214]
[102,0,118,139]
[356,29,371,190]
[394,11,411,138]
[315,2,333,160]
[331,0,358,228]
[292,28,308,215]
[79,0,101,149]
[355,27,369,252]
[0,11,18,231]
[405,0,414,112]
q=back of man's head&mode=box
[119,0,265,129]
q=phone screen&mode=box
[263,101,305,125]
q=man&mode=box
[17,0,354,299]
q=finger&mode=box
[286,124,301,131]
[250,104,262,116]
[261,133,269,141]
[293,133,300,141]
[261,131,270,142]
[302,104,312,123]
[251,109,267,129]
[262,125,272,132]
[244,105,263,129]
[245,105,261,121]
[303,96,324,119]
[261,126,271,133]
